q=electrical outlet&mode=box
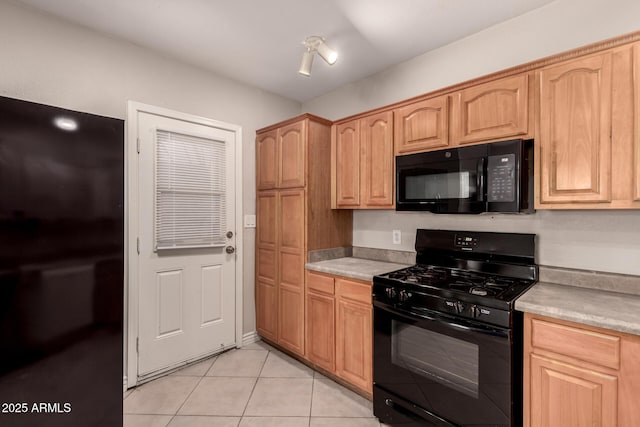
[392,230,401,245]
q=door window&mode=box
[155,129,226,250]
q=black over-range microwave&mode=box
[396,139,533,213]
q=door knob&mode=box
[226,231,234,239]
[225,246,235,254]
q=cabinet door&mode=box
[452,74,529,145]
[256,280,277,342]
[538,53,612,204]
[394,96,449,155]
[305,289,335,372]
[529,354,617,427]
[277,189,305,355]
[333,120,361,207]
[278,120,306,188]
[335,278,372,394]
[256,191,278,341]
[256,191,277,249]
[257,130,278,190]
[361,111,394,208]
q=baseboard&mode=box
[242,331,260,347]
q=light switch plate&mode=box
[392,230,401,245]
[244,214,256,228]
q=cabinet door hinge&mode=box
[136,238,140,255]
[136,137,140,154]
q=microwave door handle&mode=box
[476,158,485,201]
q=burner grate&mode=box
[380,264,531,299]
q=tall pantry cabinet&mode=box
[255,114,352,356]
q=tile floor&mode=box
[124,340,388,427]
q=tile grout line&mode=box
[308,374,315,427]
[171,355,218,420]
[239,346,270,421]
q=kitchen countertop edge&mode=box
[305,257,411,282]
[515,282,640,336]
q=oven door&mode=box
[396,151,486,213]
[373,301,515,427]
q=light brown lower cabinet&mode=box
[305,271,336,372]
[305,270,373,395]
[335,277,373,394]
[524,313,640,427]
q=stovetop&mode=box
[380,264,535,300]
[373,264,536,328]
[372,229,538,328]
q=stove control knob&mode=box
[385,287,397,299]
[470,305,481,318]
[454,301,465,314]
[398,290,412,303]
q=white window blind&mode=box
[155,129,226,250]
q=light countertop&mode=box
[306,256,640,336]
[305,257,410,282]
[516,281,640,335]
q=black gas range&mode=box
[372,229,537,427]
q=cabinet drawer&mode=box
[531,318,621,370]
[336,278,371,304]
[306,271,335,295]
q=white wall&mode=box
[303,0,640,276]
[0,0,301,340]
[303,0,640,119]
[354,211,640,276]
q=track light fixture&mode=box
[298,36,337,76]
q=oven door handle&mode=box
[374,300,508,336]
[384,396,456,427]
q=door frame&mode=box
[125,101,243,388]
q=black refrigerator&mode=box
[0,96,124,426]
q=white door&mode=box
[136,111,237,378]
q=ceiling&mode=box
[15,0,555,103]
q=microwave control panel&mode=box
[487,153,516,202]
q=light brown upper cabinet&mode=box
[394,95,449,155]
[361,112,394,207]
[538,53,612,205]
[256,120,306,189]
[327,34,640,209]
[451,74,530,145]
[333,120,360,207]
[536,43,640,209]
[256,130,278,190]
[255,114,352,357]
[278,121,306,188]
[332,111,394,209]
